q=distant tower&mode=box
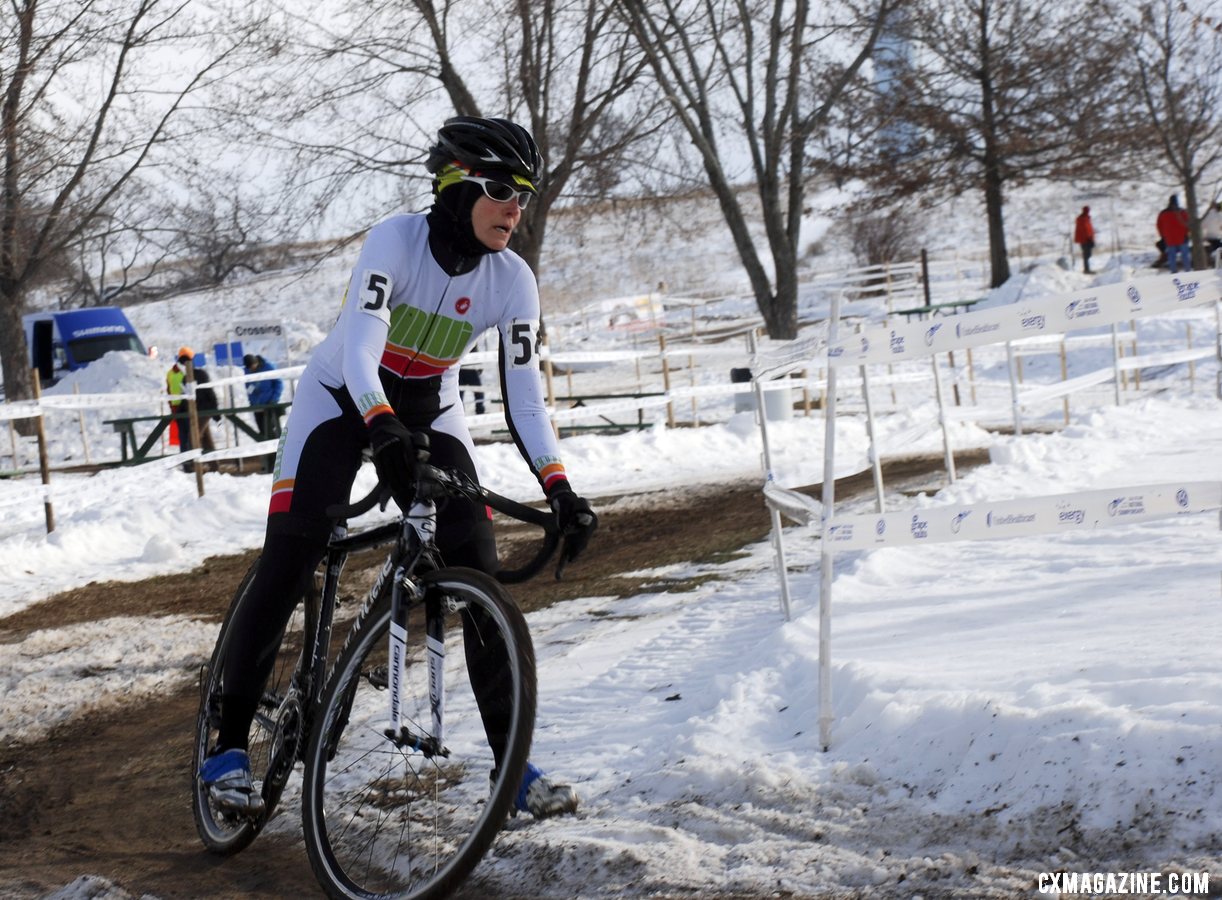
[874,8,917,157]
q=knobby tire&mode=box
[301,567,536,900]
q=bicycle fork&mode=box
[384,501,448,758]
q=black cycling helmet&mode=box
[426,116,543,187]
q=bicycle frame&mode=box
[196,463,564,873]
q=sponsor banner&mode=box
[823,482,1222,550]
[826,271,1222,367]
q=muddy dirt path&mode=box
[0,453,981,899]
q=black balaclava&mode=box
[426,181,496,276]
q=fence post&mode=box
[1005,341,1024,436]
[9,416,19,471]
[749,330,791,624]
[659,333,675,428]
[1060,339,1070,425]
[72,384,93,464]
[966,347,977,405]
[818,291,844,752]
[1187,323,1196,393]
[931,352,957,483]
[541,330,559,440]
[1131,319,1140,391]
[31,370,54,533]
[860,364,885,511]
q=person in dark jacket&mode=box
[243,354,285,440]
[167,346,218,461]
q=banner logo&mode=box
[1108,496,1147,517]
[1065,296,1100,320]
[1173,278,1201,302]
[1020,311,1046,332]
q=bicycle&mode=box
[192,461,570,899]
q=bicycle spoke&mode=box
[303,569,536,900]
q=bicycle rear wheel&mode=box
[192,557,314,854]
[302,567,536,900]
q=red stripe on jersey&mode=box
[269,480,294,515]
[380,346,454,378]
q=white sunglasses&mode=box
[461,175,533,209]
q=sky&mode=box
[5,187,1222,898]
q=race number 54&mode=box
[508,320,540,368]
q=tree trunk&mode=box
[765,254,800,340]
[0,283,33,402]
[984,169,1010,289]
[512,204,545,275]
[1184,180,1206,270]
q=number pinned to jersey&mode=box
[506,319,540,369]
[359,270,393,323]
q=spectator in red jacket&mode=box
[1074,206,1096,274]
[1157,195,1191,273]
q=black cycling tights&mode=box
[216,429,509,764]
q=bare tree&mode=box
[862,0,1133,288]
[252,0,664,276]
[616,0,903,340]
[1124,0,1222,270]
[0,0,261,401]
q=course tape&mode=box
[822,481,1222,550]
[826,271,1222,367]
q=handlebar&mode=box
[326,465,564,583]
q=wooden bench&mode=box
[104,402,290,463]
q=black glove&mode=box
[368,413,429,509]
[548,483,598,563]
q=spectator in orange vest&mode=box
[1074,206,1096,274]
[1156,195,1191,273]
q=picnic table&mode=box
[103,402,290,463]
[492,391,665,433]
[893,299,981,321]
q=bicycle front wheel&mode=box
[302,567,536,900]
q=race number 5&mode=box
[507,319,540,368]
[359,270,392,322]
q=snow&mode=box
[3,190,1221,897]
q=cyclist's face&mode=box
[471,194,521,252]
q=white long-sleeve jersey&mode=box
[304,213,566,493]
